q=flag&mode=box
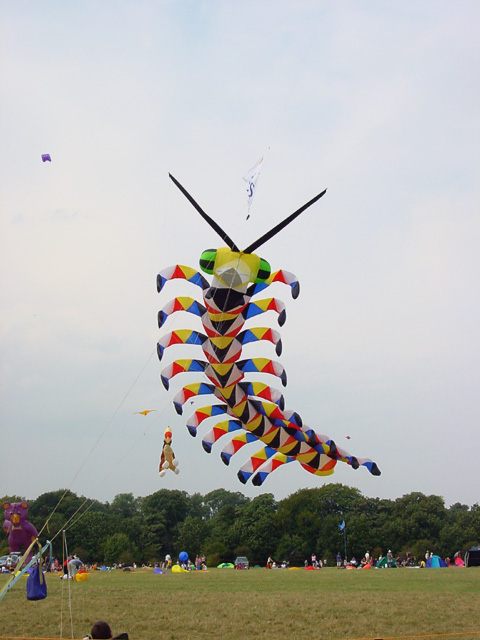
[339,520,345,531]
[243,157,264,211]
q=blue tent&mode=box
[426,555,448,568]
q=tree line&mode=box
[2,484,478,567]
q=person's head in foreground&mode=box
[91,621,112,639]
[87,621,128,640]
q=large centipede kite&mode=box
[156,174,381,486]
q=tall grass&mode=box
[1,568,479,640]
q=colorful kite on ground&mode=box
[156,174,381,485]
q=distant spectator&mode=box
[68,555,82,580]
[336,553,342,568]
[387,550,393,568]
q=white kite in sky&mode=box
[243,157,264,216]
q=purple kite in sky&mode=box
[41,154,51,162]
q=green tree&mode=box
[30,490,84,521]
[203,489,249,518]
[140,489,189,557]
[439,503,480,556]
[67,511,118,562]
[392,493,446,549]
[275,533,309,566]
[1,494,26,504]
[203,503,242,563]
[186,493,209,520]
[276,488,322,551]
[103,532,132,564]
[110,493,140,519]
[235,493,278,563]
[176,516,207,556]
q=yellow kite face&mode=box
[199,247,271,289]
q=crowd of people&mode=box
[266,556,290,569]
[39,551,210,576]
[328,549,453,568]
[332,550,400,568]
[41,548,461,575]
[264,549,456,570]
[178,553,207,571]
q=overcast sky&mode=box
[1,1,479,510]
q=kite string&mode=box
[59,399,173,536]
[37,349,156,542]
[235,20,324,229]
[60,530,74,640]
[265,19,324,154]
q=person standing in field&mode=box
[387,550,393,568]
[336,552,342,568]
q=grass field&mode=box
[1,567,479,640]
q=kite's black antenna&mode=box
[169,174,240,252]
[244,189,327,254]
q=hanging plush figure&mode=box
[159,427,180,477]
[3,502,38,562]
[157,174,381,485]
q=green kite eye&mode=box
[255,258,271,283]
[199,249,217,274]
